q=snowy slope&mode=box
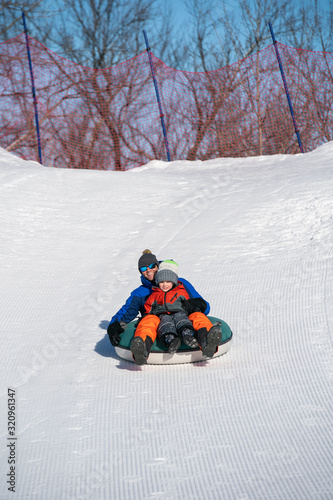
[0,144,332,500]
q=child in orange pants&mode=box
[130,260,221,365]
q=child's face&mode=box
[159,281,173,292]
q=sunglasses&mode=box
[140,263,157,273]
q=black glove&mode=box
[184,298,207,315]
[107,320,125,346]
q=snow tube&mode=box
[115,316,233,365]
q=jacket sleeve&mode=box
[110,288,150,324]
[178,277,210,315]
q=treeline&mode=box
[1,0,333,71]
[1,32,332,170]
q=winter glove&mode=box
[107,320,125,346]
[184,298,207,315]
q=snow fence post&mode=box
[143,30,171,162]
[268,21,304,154]
[22,11,43,164]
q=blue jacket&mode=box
[110,275,210,325]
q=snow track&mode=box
[0,145,332,499]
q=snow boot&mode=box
[130,336,153,365]
[197,322,222,358]
[162,333,181,354]
[181,328,199,348]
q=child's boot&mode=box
[162,333,181,354]
[197,322,222,358]
[181,328,199,348]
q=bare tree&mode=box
[178,0,333,71]
[1,0,174,69]
[282,0,333,52]
[218,0,290,59]
[44,0,173,68]
[1,0,332,168]
[0,0,58,42]
[176,0,289,71]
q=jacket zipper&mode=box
[163,290,168,312]
[163,290,179,313]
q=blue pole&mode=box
[143,30,171,162]
[268,21,304,153]
[22,11,43,164]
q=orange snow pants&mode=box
[134,312,213,344]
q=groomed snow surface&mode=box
[1,143,332,499]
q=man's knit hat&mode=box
[155,260,179,286]
[138,249,159,272]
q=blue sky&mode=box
[168,0,332,26]
[167,0,190,29]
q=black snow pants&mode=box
[157,311,195,339]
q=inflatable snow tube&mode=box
[115,316,233,365]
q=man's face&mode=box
[141,264,158,281]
